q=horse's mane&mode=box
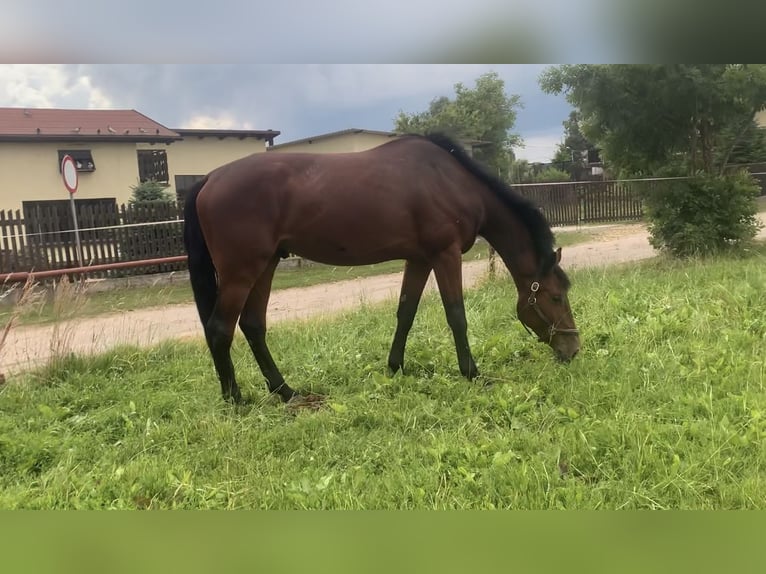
[412,132,565,281]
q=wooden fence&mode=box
[7,174,755,278]
[516,170,766,228]
[514,178,658,227]
[0,182,655,277]
[0,201,186,277]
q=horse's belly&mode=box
[282,237,414,266]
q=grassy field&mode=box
[2,229,596,327]
[0,241,764,509]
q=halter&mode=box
[520,281,579,343]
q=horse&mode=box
[183,132,580,405]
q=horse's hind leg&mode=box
[238,255,298,403]
[388,260,432,374]
[205,278,253,403]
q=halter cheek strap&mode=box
[521,281,579,343]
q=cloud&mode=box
[0,64,570,151]
[298,65,496,107]
[184,113,255,130]
[513,130,564,163]
[0,64,113,109]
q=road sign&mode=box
[60,154,83,267]
[61,154,79,194]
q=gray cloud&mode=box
[3,65,572,160]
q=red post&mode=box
[0,255,188,284]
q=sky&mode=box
[0,64,574,163]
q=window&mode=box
[137,149,169,183]
[57,149,95,172]
[174,175,205,203]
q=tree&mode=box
[508,159,569,183]
[551,111,600,180]
[395,71,522,179]
[539,64,766,177]
[530,167,571,183]
[129,180,173,204]
[509,158,532,183]
[539,64,766,256]
[718,119,766,166]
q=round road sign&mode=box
[61,155,78,194]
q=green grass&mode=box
[1,229,597,327]
[1,242,765,509]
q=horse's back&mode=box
[195,137,486,266]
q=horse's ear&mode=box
[555,247,562,264]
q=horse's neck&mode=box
[479,198,537,289]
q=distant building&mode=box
[268,128,491,158]
[0,106,279,213]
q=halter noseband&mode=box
[520,281,579,343]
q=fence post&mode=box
[488,246,496,278]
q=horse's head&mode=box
[516,247,580,362]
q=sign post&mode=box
[61,155,84,269]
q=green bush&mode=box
[129,180,172,204]
[643,171,763,257]
[530,167,571,183]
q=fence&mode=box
[3,173,762,278]
[516,169,766,228]
[0,182,658,277]
[0,201,186,278]
[514,178,668,227]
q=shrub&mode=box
[530,167,571,183]
[643,171,763,257]
[129,180,172,204]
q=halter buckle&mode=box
[521,280,578,341]
[528,281,540,304]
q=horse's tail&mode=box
[183,177,217,327]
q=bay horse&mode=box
[183,132,580,404]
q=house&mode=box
[756,108,766,128]
[268,127,492,162]
[0,107,280,216]
[267,128,400,154]
[167,128,279,201]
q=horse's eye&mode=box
[551,295,564,304]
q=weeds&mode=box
[0,276,45,381]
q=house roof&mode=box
[0,107,182,143]
[267,128,493,152]
[173,128,281,143]
[267,128,398,150]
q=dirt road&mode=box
[1,220,761,376]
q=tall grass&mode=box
[1,244,764,509]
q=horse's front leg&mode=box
[431,247,479,380]
[388,260,432,374]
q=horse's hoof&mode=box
[286,393,326,412]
